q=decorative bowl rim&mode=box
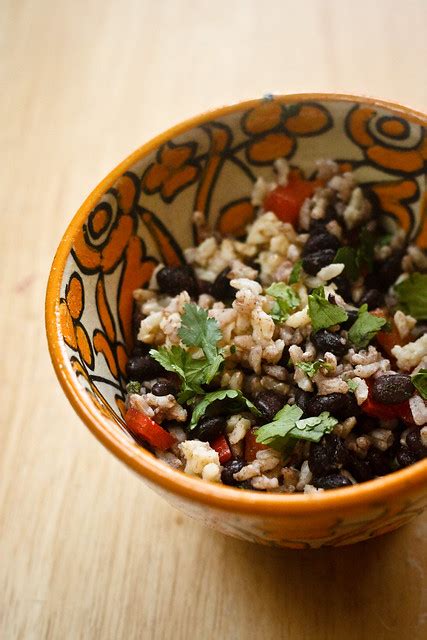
[46,93,427,516]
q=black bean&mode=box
[156,265,198,297]
[377,250,405,289]
[211,268,235,301]
[254,390,286,422]
[346,453,373,482]
[125,355,165,382]
[302,231,341,257]
[366,448,392,476]
[359,288,384,310]
[396,447,419,468]
[306,393,358,420]
[406,429,427,459]
[312,329,348,357]
[198,279,213,296]
[302,249,337,276]
[294,389,313,415]
[308,434,348,476]
[333,275,352,300]
[192,417,225,442]
[131,342,151,357]
[152,380,178,397]
[221,459,245,486]
[313,474,353,489]
[371,374,414,404]
[238,480,254,490]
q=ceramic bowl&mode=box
[46,94,427,548]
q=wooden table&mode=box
[1,1,426,638]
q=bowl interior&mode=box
[49,94,427,485]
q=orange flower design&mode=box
[242,100,332,165]
[217,198,255,237]
[72,172,140,274]
[93,274,129,381]
[71,356,126,425]
[59,273,94,369]
[142,141,199,202]
[346,105,427,175]
[369,178,418,237]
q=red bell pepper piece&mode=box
[244,428,267,462]
[211,434,232,464]
[263,174,318,226]
[361,381,415,424]
[361,395,412,421]
[371,308,409,358]
[125,408,176,450]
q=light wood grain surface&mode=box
[1,1,426,638]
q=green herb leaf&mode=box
[189,389,261,429]
[348,304,387,348]
[255,405,337,451]
[347,379,359,393]
[333,247,359,282]
[126,381,142,395]
[149,346,205,398]
[411,368,427,400]
[178,303,222,360]
[295,360,333,378]
[291,412,338,442]
[308,287,348,332]
[266,282,300,323]
[255,405,303,449]
[289,260,303,285]
[394,273,427,320]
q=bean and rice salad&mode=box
[125,159,427,493]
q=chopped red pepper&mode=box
[211,434,232,464]
[263,173,318,226]
[125,408,176,450]
[361,382,414,424]
[244,428,267,462]
[371,308,409,358]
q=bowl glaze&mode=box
[46,94,427,548]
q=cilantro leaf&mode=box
[126,381,142,395]
[347,379,359,393]
[332,228,377,283]
[189,389,261,429]
[308,287,348,332]
[290,413,338,442]
[289,260,303,285]
[266,283,300,323]
[178,303,222,360]
[255,405,337,451]
[348,304,387,348]
[394,273,427,320]
[150,346,205,397]
[295,360,333,378]
[333,247,359,282]
[411,368,427,400]
[255,405,303,449]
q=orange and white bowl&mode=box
[46,94,427,548]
